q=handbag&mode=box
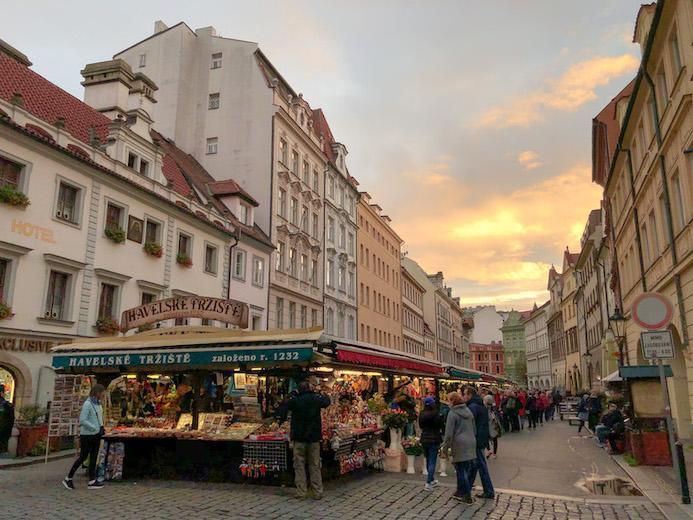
[91,400,105,437]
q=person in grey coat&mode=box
[441,391,477,503]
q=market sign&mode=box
[632,292,673,330]
[52,346,313,370]
[120,296,249,332]
[641,330,675,360]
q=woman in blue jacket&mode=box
[63,384,106,490]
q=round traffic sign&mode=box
[632,292,674,330]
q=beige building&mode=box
[602,0,693,437]
[401,264,427,358]
[560,248,581,394]
[357,193,403,349]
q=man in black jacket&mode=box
[0,385,14,453]
[287,380,331,499]
[463,386,495,499]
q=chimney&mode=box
[0,39,31,67]
[81,60,135,120]
[154,20,168,34]
[195,26,218,38]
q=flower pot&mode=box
[16,424,47,457]
[406,454,416,474]
[628,431,672,466]
[439,457,448,477]
[389,428,402,452]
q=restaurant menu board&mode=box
[49,375,91,437]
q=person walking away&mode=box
[538,391,549,425]
[419,396,443,491]
[464,386,495,499]
[550,388,562,420]
[287,380,330,499]
[587,391,602,432]
[484,395,501,458]
[525,392,537,429]
[517,389,527,431]
[504,391,520,432]
[441,391,477,504]
[63,384,106,489]
[576,393,589,436]
[0,385,14,454]
[499,392,510,433]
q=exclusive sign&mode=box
[52,347,314,369]
[120,296,249,331]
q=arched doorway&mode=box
[0,366,15,403]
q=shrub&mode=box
[0,184,30,208]
[17,404,47,426]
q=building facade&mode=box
[601,0,693,436]
[312,110,358,339]
[547,266,566,391]
[524,302,551,390]
[560,248,581,394]
[501,310,530,384]
[428,272,466,367]
[0,44,271,409]
[464,305,504,344]
[357,193,402,349]
[469,342,504,376]
[401,265,426,358]
[114,22,328,331]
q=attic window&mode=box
[139,54,146,68]
[127,151,150,177]
[211,52,222,69]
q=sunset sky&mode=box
[3,0,644,311]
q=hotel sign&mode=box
[120,296,248,331]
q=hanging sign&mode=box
[120,296,249,331]
[641,330,675,360]
[632,292,673,330]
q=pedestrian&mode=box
[538,391,549,425]
[517,389,527,431]
[503,390,520,432]
[587,391,602,432]
[526,392,537,429]
[63,384,106,490]
[286,380,331,499]
[576,393,589,436]
[463,386,495,499]
[0,385,14,454]
[441,391,477,504]
[550,388,562,420]
[418,396,443,491]
[598,402,625,453]
[543,391,553,422]
[484,395,501,458]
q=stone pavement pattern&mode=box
[0,459,666,520]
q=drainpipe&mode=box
[623,149,647,293]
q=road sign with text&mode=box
[641,330,674,360]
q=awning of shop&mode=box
[602,370,622,382]
[619,365,672,379]
[332,343,444,375]
[448,368,482,381]
[480,374,496,383]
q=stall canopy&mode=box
[619,365,673,379]
[447,367,482,381]
[327,338,445,376]
[51,326,328,372]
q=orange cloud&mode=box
[476,54,639,128]
[517,150,542,170]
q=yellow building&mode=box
[357,193,403,350]
[603,1,693,437]
[560,248,582,394]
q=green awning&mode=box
[448,368,482,380]
[619,365,672,379]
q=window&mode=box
[239,204,250,225]
[329,176,335,198]
[326,308,334,334]
[311,309,318,327]
[252,256,265,287]
[289,302,296,328]
[290,197,298,225]
[300,305,307,328]
[139,158,149,176]
[211,52,222,69]
[98,282,118,319]
[252,316,261,330]
[656,66,668,109]
[327,260,334,287]
[671,171,686,232]
[339,187,345,208]
[55,181,80,224]
[641,224,650,266]
[44,271,70,320]
[105,202,124,232]
[313,170,319,192]
[233,249,246,280]
[138,53,146,68]
[276,298,284,329]
[206,137,218,155]
[127,152,137,169]
[279,138,288,165]
[0,258,8,301]
[339,225,346,249]
[177,232,192,257]
[205,244,218,275]
[338,266,345,290]
[348,233,355,255]
[276,241,285,271]
[311,259,318,285]
[327,217,335,242]
[303,161,310,184]
[300,254,308,281]
[670,28,682,74]
[208,93,220,110]
[291,150,299,175]
[141,291,156,305]
[144,218,161,245]
[649,210,660,257]
[288,248,297,277]
[0,155,23,189]
[301,205,309,232]
[348,272,354,297]
[312,212,319,238]
[278,188,287,218]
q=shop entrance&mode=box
[0,365,15,403]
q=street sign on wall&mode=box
[641,330,675,360]
[632,292,674,330]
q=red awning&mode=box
[336,348,443,375]
[481,374,496,383]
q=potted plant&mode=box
[367,394,386,427]
[143,241,163,258]
[0,184,30,208]
[0,300,13,320]
[104,226,126,244]
[628,422,672,466]
[402,437,423,474]
[16,404,47,457]
[96,316,121,335]
[381,408,408,453]
[176,253,193,268]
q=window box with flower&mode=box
[143,241,163,258]
[105,226,126,244]
[95,316,120,335]
[0,301,13,320]
[0,184,30,208]
[176,253,193,268]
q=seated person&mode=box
[596,402,624,452]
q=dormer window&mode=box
[126,151,150,177]
[239,203,251,225]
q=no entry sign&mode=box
[632,292,674,330]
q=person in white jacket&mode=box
[63,384,105,490]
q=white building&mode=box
[113,22,327,331]
[0,42,271,410]
[401,263,427,359]
[464,305,504,344]
[524,302,551,390]
[312,110,358,339]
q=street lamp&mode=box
[608,306,627,367]
[584,351,593,389]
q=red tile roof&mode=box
[206,179,258,206]
[0,50,110,146]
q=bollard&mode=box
[676,441,691,505]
